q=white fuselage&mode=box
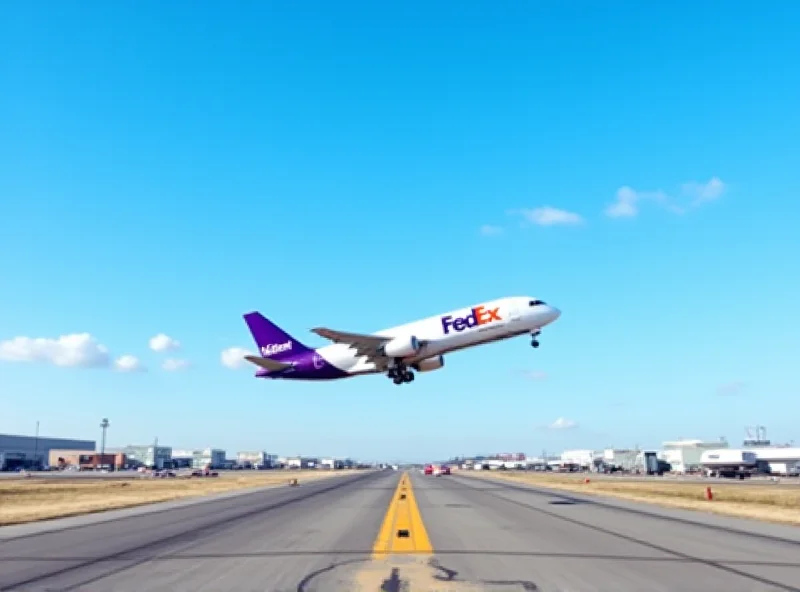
[319,296,560,376]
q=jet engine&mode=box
[413,355,444,372]
[381,335,421,358]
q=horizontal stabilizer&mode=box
[244,355,293,372]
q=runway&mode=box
[1,470,799,591]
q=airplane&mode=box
[241,296,561,385]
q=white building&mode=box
[749,447,800,475]
[172,448,225,469]
[121,445,173,469]
[286,456,318,469]
[560,449,594,468]
[237,451,279,468]
[523,457,548,469]
[320,458,345,469]
[594,449,639,471]
[659,439,729,473]
[194,448,225,469]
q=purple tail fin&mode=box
[243,312,312,361]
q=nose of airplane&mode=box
[545,306,561,324]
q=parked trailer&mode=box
[643,451,663,476]
[700,449,757,479]
[767,461,800,476]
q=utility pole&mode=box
[33,421,40,470]
[99,418,110,471]
[153,436,159,470]
[99,418,109,456]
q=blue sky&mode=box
[1,1,799,462]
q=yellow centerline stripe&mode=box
[371,471,433,558]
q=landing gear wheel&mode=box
[388,363,414,384]
[531,339,540,348]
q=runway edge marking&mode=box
[371,471,433,558]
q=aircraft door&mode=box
[507,300,523,325]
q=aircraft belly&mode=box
[404,324,507,362]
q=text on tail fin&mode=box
[242,312,310,359]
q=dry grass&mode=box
[459,470,800,526]
[0,470,359,526]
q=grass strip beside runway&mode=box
[0,470,359,526]
[460,470,800,525]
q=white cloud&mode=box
[221,347,254,370]
[0,333,110,368]
[716,380,747,396]
[605,177,726,218]
[517,206,584,226]
[605,186,641,218]
[479,224,504,236]
[114,355,145,372]
[149,333,181,352]
[548,417,578,430]
[162,358,190,371]
[604,186,671,218]
[681,177,726,204]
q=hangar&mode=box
[0,433,95,471]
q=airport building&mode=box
[170,452,193,469]
[48,450,128,471]
[740,427,800,475]
[560,449,594,469]
[749,447,800,475]
[193,448,225,469]
[236,451,279,468]
[173,448,226,469]
[594,448,639,471]
[658,439,729,473]
[319,458,348,469]
[0,433,95,471]
[285,456,319,469]
[114,445,173,469]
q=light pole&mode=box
[100,418,110,467]
[33,421,40,470]
[153,436,159,470]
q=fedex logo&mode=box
[261,340,292,356]
[441,306,502,334]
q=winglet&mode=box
[244,355,293,372]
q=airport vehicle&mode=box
[424,464,434,475]
[440,465,451,475]
[242,296,561,385]
[700,449,757,479]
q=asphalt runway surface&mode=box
[1,470,799,591]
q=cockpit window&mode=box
[529,300,546,306]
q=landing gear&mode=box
[387,364,415,384]
[531,329,541,349]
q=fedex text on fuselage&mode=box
[440,305,502,335]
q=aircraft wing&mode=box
[310,327,394,369]
[244,355,294,372]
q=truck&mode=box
[766,461,800,477]
[700,449,757,479]
[643,451,661,475]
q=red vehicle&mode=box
[424,464,434,475]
